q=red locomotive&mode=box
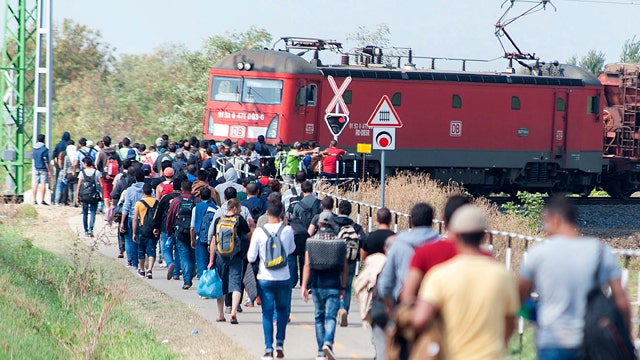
[202,38,640,198]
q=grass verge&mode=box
[0,209,176,359]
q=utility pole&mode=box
[0,0,51,195]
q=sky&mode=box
[6,0,640,71]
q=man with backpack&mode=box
[301,211,348,360]
[95,136,121,224]
[166,180,200,290]
[213,186,255,313]
[131,183,159,279]
[191,187,218,279]
[282,171,306,211]
[518,196,631,360]
[74,137,98,172]
[120,169,146,269]
[207,198,251,324]
[333,200,366,327]
[154,175,183,281]
[288,180,321,288]
[247,199,296,360]
[243,182,267,224]
[76,156,102,236]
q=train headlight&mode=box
[266,115,279,139]
[207,111,215,134]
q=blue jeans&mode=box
[161,232,181,278]
[55,178,67,204]
[137,235,158,260]
[537,348,583,360]
[257,280,291,351]
[82,202,98,233]
[312,287,341,352]
[175,237,195,286]
[342,262,356,313]
[124,217,139,268]
[287,255,304,288]
[195,241,210,279]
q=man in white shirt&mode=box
[247,199,295,360]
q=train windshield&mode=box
[210,77,241,102]
[210,76,283,105]
[241,79,283,105]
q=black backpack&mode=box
[139,199,158,238]
[337,223,361,262]
[174,196,195,241]
[583,245,636,360]
[78,169,101,204]
[245,198,265,222]
[289,198,320,236]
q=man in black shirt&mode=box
[360,208,395,260]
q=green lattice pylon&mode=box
[0,0,38,195]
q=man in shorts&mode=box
[32,134,52,205]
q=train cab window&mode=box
[296,84,318,106]
[306,84,317,106]
[210,76,241,102]
[392,92,402,106]
[452,94,462,109]
[343,90,352,105]
[296,87,306,106]
[241,78,283,105]
[587,96,598,114]
[556,98,566,112]
[511,96,521,110]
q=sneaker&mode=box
[275,345,284,359]
[87,232,94,238]
[224,306,231,314]
[315,353,326,360]
[166,263,175,280]
[322,344,335,360]
[146,270,152,279]
[182,283,191,290]
[261,351,274,360]
[237,305,243,313]
[127,260,133,267]
[138,269,145,277]
[172,276,180,280]
[338,309,348,327]
[40,201,50,206]
[117,251,124,259]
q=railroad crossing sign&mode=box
[367,95,403,128]
[325,76,351,115]
[373,128,396,150]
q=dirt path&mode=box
[22,204,252,360]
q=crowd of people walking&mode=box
[30,131,635,360]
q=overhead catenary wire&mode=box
[558,0,640,4]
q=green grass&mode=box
[0,222,176,359]
[507,325,536,360]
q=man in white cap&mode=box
[412,205,519,360]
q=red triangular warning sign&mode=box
[366,95,403,128]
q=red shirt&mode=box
[322,147,347,174]
[410,239,493,274]
[410,240,458,274]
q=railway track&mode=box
[486,196,640,206]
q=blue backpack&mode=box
[197,204,217,244]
